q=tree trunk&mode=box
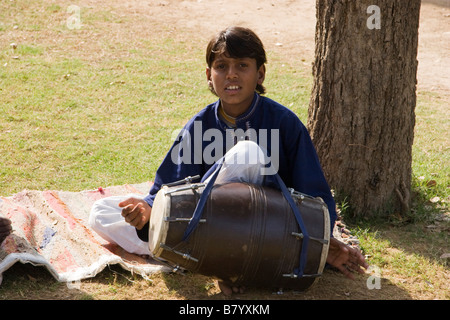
[307,0,421,217]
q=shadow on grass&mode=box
[342,181,449,267]
[161,265,412,300]
[338,186,449,299]
[0,263,89,300]
[0,249,415,300]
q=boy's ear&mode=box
[257,65,266,85]
[206,67,212,82]
[205,67,216,95]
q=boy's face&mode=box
[206,53,265,117]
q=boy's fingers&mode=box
[118,199,150,229]
[129,214,148,229]
[120,204,133,216]
[121,204,138,221]
[136,215,149,230]
[127,214,140,227]
[118,198,135,208]
[122,203,144,223]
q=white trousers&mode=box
[89,141,267,255]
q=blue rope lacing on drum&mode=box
[181,160,310,278]
[273,173,310,277]
[182,160,223,242]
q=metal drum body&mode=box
[148,182,330,291]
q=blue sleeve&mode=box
[137,120,208,242]
[282,118,337,236]
[143,122,207,208]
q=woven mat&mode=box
[0,182,169,285]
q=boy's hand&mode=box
[118,198,152,230]
[326,237,369,279]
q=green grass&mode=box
[0,14,312,196]
[410,91,449,221]
[0,0,448,300]
[0,37,203,194]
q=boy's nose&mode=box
[226,66,238,79]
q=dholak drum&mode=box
[148,182,330,291]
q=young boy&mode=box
[90,26,367,295]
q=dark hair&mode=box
[206,26,267,95]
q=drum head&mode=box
[148,186,170,257]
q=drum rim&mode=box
[291,193,330,282]
[148,186,170,257]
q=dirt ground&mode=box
[107,0,449,96]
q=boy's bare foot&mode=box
[217,280,245,296]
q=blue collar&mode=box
[214,92,261,130]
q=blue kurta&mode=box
[138,93,336,240]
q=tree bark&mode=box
[307,0,421,217]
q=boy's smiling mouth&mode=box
[225,85,241,91]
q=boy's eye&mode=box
[239,63,248,68]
